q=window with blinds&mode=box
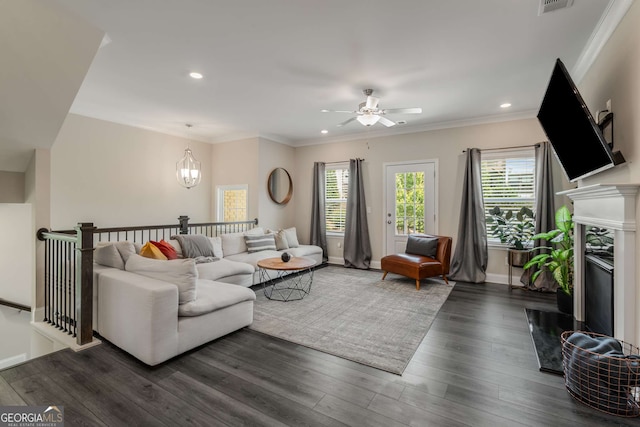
[481,148,536,245]
[325,165,349,234]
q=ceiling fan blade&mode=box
[322,109,357,113]
[378,116,396,127]
[382,107,422,114]
[337,117,357,127]
[365,96,379,109]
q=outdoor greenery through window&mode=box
[325,165,349,234]
[395,172,425,234]
[481,148,536,246]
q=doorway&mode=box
[384,161,437,255]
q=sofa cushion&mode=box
[208,236,224,258]
[168,239,183,258]
[94,241,137,269]
[151,240,178,260]
[245,234,277,253]
[140,242,168,260]
[283,227,299,248]
[268,229,289,250]
[220,227,265,256]
[405,234,438,258]
[125,254,197,304]
[178,279,256,317]
[285,245,323,259]
[225,250,282,269]
[95,242,125,269]
[172,234,215,258]
[196,258,254,281]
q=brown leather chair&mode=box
[381,234,452,290]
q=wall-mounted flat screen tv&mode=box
[537,58,624,182]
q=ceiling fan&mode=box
[322,89,422,127]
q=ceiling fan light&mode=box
[357,114,380,126]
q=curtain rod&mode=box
[462,143,540,153]
[323,158,365,165]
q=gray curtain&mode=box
[449,148,488,283]
[310,162,328,263]
[344,158,372,269]
[523,141,557,291]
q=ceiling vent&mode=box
[538,0,574,15]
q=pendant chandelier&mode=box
[176,124,202,189]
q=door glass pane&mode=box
[395,172,425,235]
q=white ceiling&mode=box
[19,1,631,152]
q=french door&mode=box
[384,161,437,255]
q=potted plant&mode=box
[523,205,574,314]
[486,206,536,267]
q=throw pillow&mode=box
[207,236,224,258]
[245,227,265,236]
[171,235,215,258]
[244,234,277,253]
[220,232,247,256]
[405,234,439,258]
[125,254,197,304]
[270,229,289,250]
[94,242,125,270]
[113,241,137,263]
[168,239,183,258]
[140,242,168,260]
[283,227,299,248]
[150,240,178,260]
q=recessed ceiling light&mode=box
[500,103,512,108]
[189,72,203,79]
[321,109,329,113]
[321,129,328,134]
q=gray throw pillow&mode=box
[405,234,438,258]
[245,234,277,253]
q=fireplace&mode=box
[559,184,639,345]
[584,254,614,335]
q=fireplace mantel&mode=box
[559,184,640,345]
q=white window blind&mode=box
[325,164,349,234]
[481,148,536,244]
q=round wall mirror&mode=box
[268,168,293,205]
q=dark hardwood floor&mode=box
[3,278,640,426]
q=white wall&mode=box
[576,1,640,345]
[51,114,212,229]
[0,204,33,308]
[210,137,260,222]
[0,171,25,202]
[294,118,562,275]
[258,138,296,230]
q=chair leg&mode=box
[415,279,420,290]
[382,271,388,280]
[442,275,449,284]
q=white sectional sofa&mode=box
[90,226,323,366]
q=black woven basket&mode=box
[561,330,640,417]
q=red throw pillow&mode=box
[150,240,178,260]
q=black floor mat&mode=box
[525,308,585,375]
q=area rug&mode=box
[249,265,455,375]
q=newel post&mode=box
[77,222,96,345]
[178,215,190,235]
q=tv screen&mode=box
[537,58,622,182]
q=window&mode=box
[395,171,425,235]
[216,185,248,222]
[481,148,536,245]
[325,164,349,234]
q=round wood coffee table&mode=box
[257,256,316,301]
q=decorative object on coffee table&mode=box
[258,256,315,301]
[280,252,291,262]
